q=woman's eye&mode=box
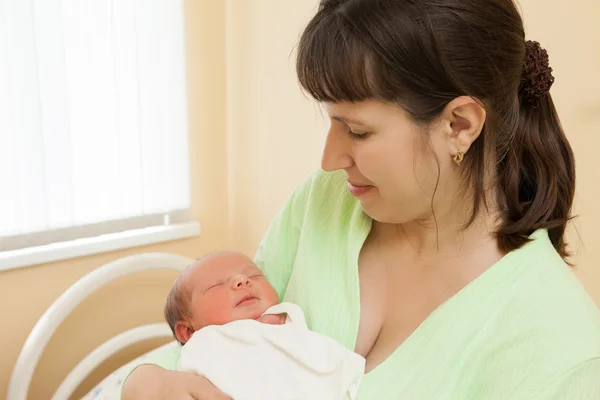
[347,129,370,140]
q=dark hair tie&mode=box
[519,40,555,106]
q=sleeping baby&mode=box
[164,251,365,400]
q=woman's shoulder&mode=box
[489,230,600,358]
[512,231,600,327]
[459,232,600,397]
[264,169,360,239]
[292,169,347,201]
[291,169,364,222]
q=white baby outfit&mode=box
[177,302,365,400]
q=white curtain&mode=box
[0,0,191,251]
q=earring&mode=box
[453,150,464,165]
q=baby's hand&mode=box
[256,313,287,325]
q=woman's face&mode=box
[323,100,458,225]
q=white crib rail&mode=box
[53,324,173,400]
[7,252,193,400]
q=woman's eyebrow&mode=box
[331,115,366,126]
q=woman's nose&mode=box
[321,128,354,172]
[232,274,251,289]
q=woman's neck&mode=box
[374,204,502,263]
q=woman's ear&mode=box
[175,320,195,344]
[440,96,486,158]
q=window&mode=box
[0,0,197,269]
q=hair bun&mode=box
[519,40,555,106]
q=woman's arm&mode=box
[122,365,231,400]
[534,358,600,400]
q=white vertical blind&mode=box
[0,0,191,251]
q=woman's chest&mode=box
[355,240,439,371]
[281,223,464,372]
[355,230,481,372]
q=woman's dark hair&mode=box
[296,0,575,259]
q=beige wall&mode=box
[1,0,599,399]
[226,0,326,255]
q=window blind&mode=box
[0,0,191,251]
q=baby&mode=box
[164,251,365,400]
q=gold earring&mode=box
[453,150,464,165]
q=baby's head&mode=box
[164,251,279,344]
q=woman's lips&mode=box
[347,182,373,197]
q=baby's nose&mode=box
[232,274,251,289]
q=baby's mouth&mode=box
[236,294,258,306]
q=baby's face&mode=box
[184,252,279,330]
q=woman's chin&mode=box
[360,202,406,225]
[358,198,384,220]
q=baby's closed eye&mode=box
[204,280,226,292]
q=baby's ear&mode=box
[175,320,195,344]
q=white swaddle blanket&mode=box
[177,302,365,400]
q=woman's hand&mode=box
[122,364,231,400]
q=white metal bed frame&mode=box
[7,252,194,400]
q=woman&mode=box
[123,0,600,398]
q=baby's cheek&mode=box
[197,298,234,327]
[262,282,280,305]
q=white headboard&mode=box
[7,252,194,400]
